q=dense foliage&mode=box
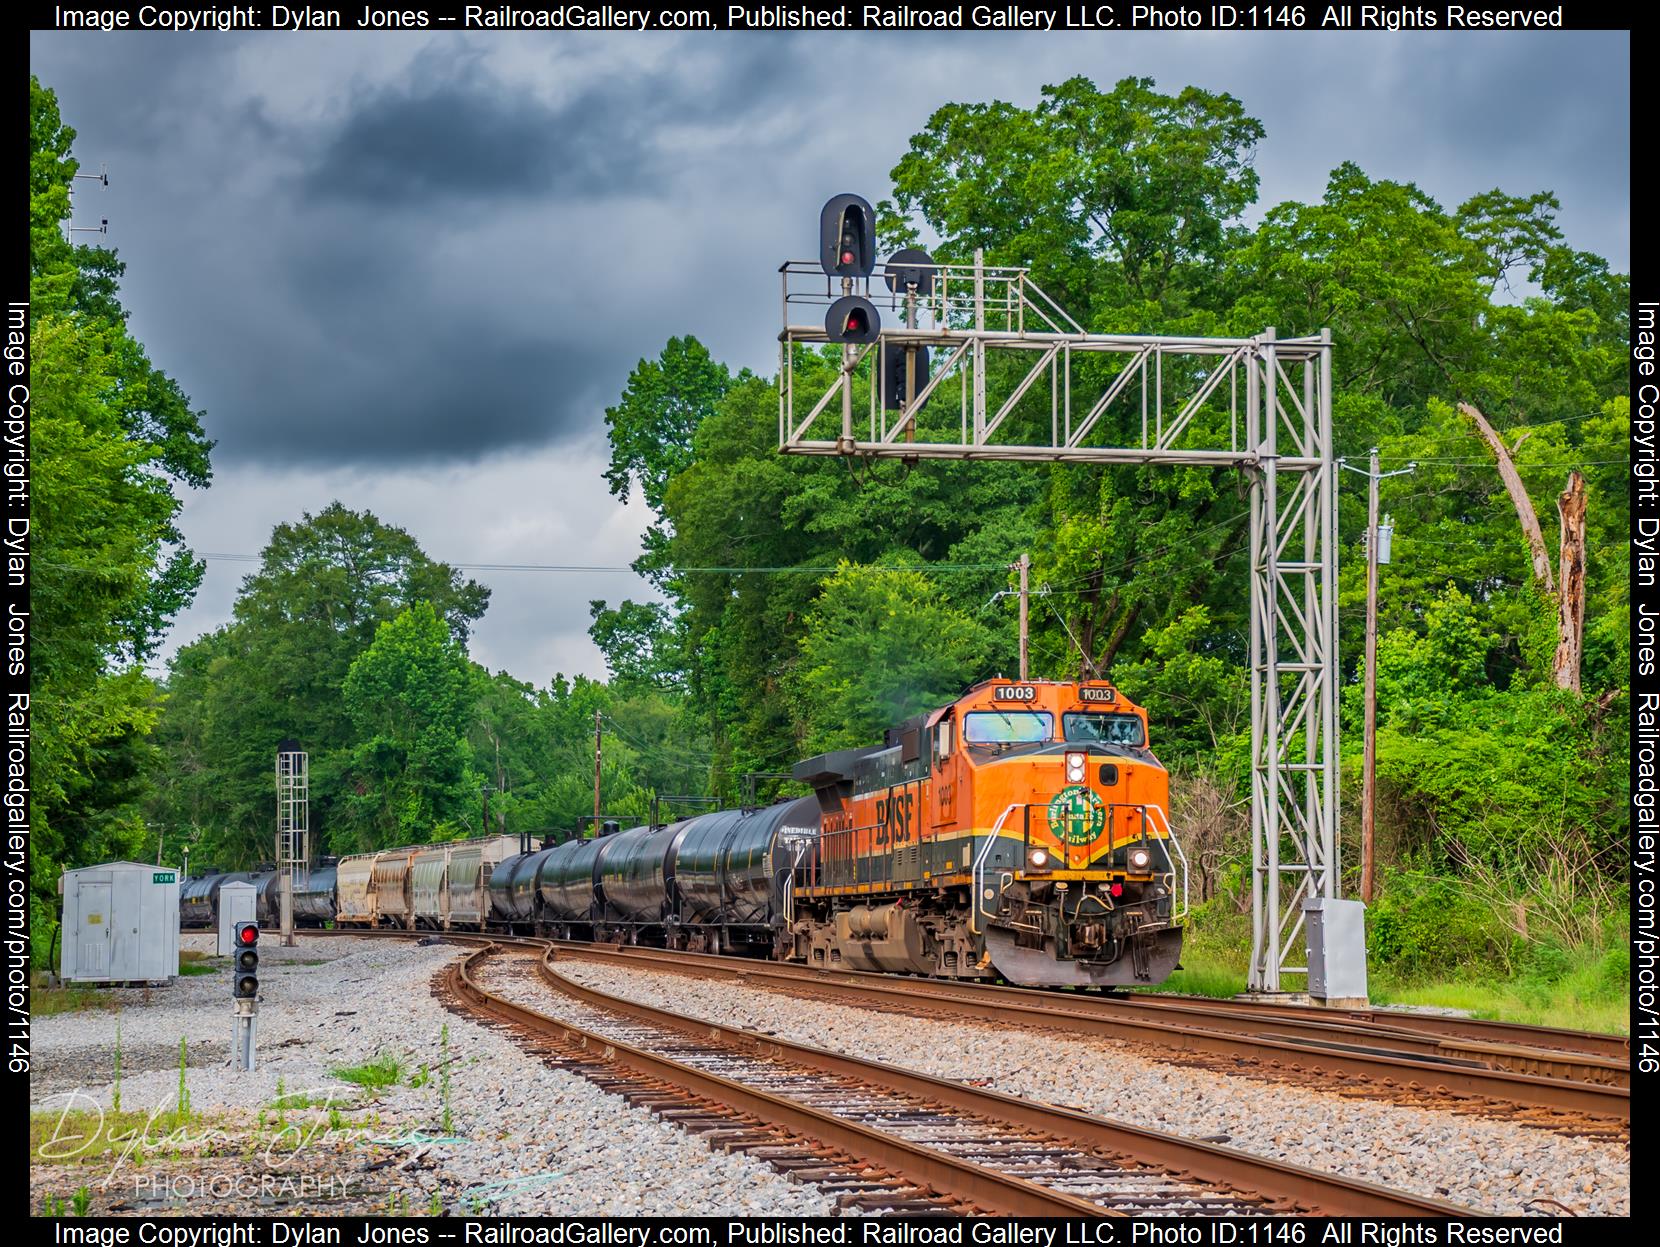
[28,78,212,919]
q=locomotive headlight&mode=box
[1129,847,1152,871]
[1064,751,1086,784]
[1026,847,1052,872]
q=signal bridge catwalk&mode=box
[777,223,1340,995]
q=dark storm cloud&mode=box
[304,38,803,205]
[28,30,1629,682]
[306,67,626,202]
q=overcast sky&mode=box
[29,30,1630,687]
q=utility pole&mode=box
[593,709,603,837]
[1361,446,1381,906]
[1342,450,1414,905]
[1016,553,1030,680]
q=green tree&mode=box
[29,77,213,913]
[604,336,734,514]
[341,604,479,847]
[884,75,1265,321]
[150,504,489,863]
[789,563,992,753]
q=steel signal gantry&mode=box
[776,221,1355,997]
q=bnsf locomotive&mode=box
[182,680,1187,987]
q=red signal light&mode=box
[238,924,259,945]
[845,309,867,334]
[1109,882,1124,898]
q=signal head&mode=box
[883,247,938,297]
[882,342,931,412]
[825,295,880,345]
[819,194,876,279]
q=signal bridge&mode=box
[776,197,1359,998]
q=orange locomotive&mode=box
[786,678,1188,987]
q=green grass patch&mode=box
[178,949,214,964]
[329,1053,404,1091]
[1134,898,1629,1035]
[1150,953,1249,1000]
[30,983,117,1016]
[177,963,218,977]
[30,1108,220,1166]
[1372,940,1631,1035]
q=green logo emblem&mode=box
[1047,785,1105,846]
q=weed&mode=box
[408,1064,430,1089]
[178,963,218,977]
[428,1191,441,1216]
[71,1187,90,1217]
[328,1106,344,1132]
[439,1024,454,1135]
[330,1053,404,1091]
[176,1038,191,1118]
[112,1016,122,1115]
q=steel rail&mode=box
[305,929,1477,1217]
[447,943,1106,1217]
[546,942,1629,1116]
[549,938,1626,1058]
[531,946,1480,1218]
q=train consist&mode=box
[181,680,1187,987]
[179,864,339,930]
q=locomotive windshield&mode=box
[964,711,1053,744]
[1062,712,1146,746]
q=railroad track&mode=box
[431,936,1478,1218]
[543,941,1629,1136]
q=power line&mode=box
[193,554,1012,575]
[1375,456,1627,467]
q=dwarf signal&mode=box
[233,921,259,999]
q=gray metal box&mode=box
[60,862,180,984]
[1304,896,1369,1003]
[217,882,257,956]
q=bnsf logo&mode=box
[993,684,1037,702]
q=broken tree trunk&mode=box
[1554,470,1587,694]
[1460,403,1589,693]
[1459,403,1554,592]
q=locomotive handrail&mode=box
[969,803,1024,935]
[794,819,885,891]
[1143,803,1190,922]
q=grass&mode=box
[329,1053,405,1091]
[31,982,117,1016]
[177,963,218,977]
[1371,941,1632,1035]
[1151,953,1248,1000]
[30,1108,214,1166]
[1137,901,1630,1035]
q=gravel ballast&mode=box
[31,935,834,1217]
[532,957,1629,1217]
